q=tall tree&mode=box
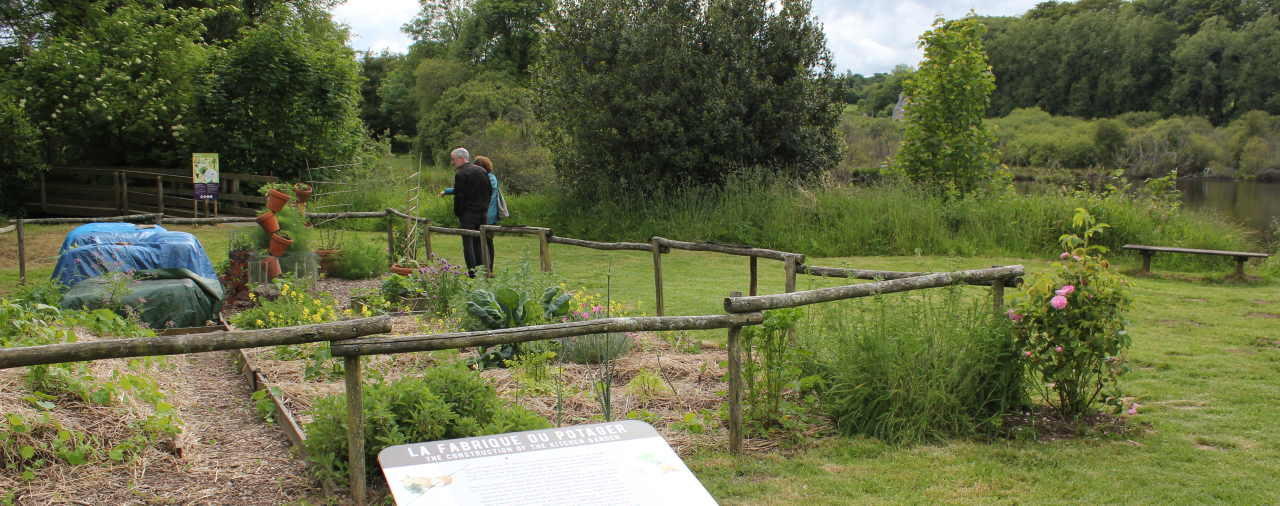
[535,0,839,192]
[895,16,999,198]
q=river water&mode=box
[1177,179,1280,243]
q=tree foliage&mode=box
[534,0,839,192]
[189,8,366,179]
[895,16,999,198]
[984,2,1280,123]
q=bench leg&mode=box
[1141,251,1152,273]
[1235,257,1246,278]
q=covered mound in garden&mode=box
[61,268,224,329]
[51,223,218,287]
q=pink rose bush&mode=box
[1010,208,1133,418]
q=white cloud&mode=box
[330,0,1040,73]
[331,0,421,54]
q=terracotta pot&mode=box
[261,256,282,280]
[390,264,414,276]
[265,189,290,213]
[316,249,340,273]
[268,233,294,257]
[255,211,280,235]
[294,184,313,204]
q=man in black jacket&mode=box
[444,147,491,277]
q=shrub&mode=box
[1009,208,1133,419]
[330,238,388,280]
[558,333,632,365]
[303,363,550,486]
[802,289,1025,444]
[740,308,813,434]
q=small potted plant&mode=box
[255,208,280,235]
[390,256,420,276]
[259,250,282,280]
[269,230,294,257]
[259,182,293,213]
[293,182,313,204]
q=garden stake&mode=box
[385,209,395,267]
[749,256,758,296]
[539,229,553,272]
[344,355,366,506]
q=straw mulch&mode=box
[247,315,790,456]
[0,336,328,505]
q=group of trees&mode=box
[837,0,1280,126]
[0,0,370,212]
[359,0,839,194]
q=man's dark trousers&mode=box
[460,212,486,277]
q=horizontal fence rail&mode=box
[654,236,802,263]
[724,265,1025,313]
[0,316,392,370]
[800,264,1023,287]
[331,313,765,357]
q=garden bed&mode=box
[242,314,791,456]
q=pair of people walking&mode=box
[441,147,507,277]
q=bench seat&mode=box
[1122,244,1270,276]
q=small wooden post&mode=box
[423,225,433,259]
[113,172,121,213]
[478,226,492,278]
[39,173,46,213]
[749,256,758,296]
[650,238,664,316]
[1140,251,1152,273]
[1234,256,1247,278]
[538,230,552,273]
[783,255,797,293]
[343,355,366,506]
[726,291,744,455]
[17,219,26,285]
[991,277,1005,318]
[121,173,130,214]
[385,211,395,267]
[156,176,165,217]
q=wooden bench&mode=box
[1122,244,1271,277]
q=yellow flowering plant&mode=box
[230,277,339,330]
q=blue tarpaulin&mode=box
[51,223,217,288]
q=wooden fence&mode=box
[1,207,1026,504]
[26,167,276,218]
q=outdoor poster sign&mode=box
[192,153,219,200]
[379,420,718,505]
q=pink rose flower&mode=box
[1072,255,1081,261]
[1055,285,1075,296]
[1007,309,1023,322]
[1060,251,1070,259]
[1054,345,1064,353]
[1023,351,1033,357]
[1050,295,1068,310]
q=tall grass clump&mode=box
[508,169,1255,271]
[799,288,1024,444]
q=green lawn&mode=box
[2,223,1278,503]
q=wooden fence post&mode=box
[423,224,433,260]
[650,238,664,316]
[113,172,121,213]
[121,174,129,214]
[385,210,395,267]
[156,176,165,217]
[16,219,26,285]
[343,355,366,506]
[726,291,744,455]
[478,226,492,278]
[538,230,553,273]
[39,173,46,213]
[991,274,1005,319]
[784,255,797,293]
[749,256,758,296]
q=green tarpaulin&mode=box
[61,268,224,330]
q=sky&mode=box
[330,0,1042,76]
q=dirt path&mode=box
[7,351,328,505]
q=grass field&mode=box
[2,221,1278,503]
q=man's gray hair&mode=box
[451,147,470,162]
